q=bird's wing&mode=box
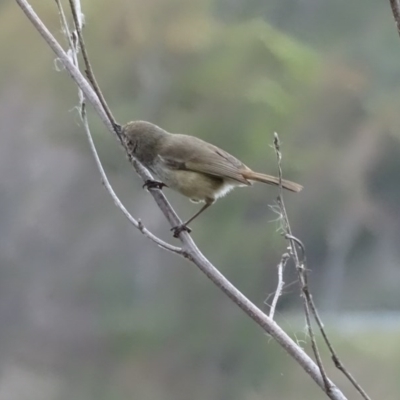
[158,134,251,185]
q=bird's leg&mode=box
[142,180,167,190]
[171,200,213,238]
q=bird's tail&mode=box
[242,171,303,193]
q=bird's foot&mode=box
[171,224,192,238]
[142,180,167,190]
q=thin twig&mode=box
[269,252,289,319]
[299,258,372,400]
[300,267,372,400]
[285,234,306,263]
[54,0,73,49]
[80,108,183,254]
[68,0,120,135]
[311,302,373,400]
[274,133,372,400]
[54,0,84,106]
[273,132,332,393]
[55,0,182,255]
[15,2,348,398]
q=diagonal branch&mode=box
[53,0,181,255]
[15,1,348,398]
[80,106,183,254]
[68,0,120,134]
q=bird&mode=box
[122,120,302,237]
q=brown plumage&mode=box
[122,120,302,236]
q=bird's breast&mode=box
[150,162,241,202]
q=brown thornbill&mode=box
[122,121,302,237]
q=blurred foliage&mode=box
[1,0,400,399]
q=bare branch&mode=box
[68,0,119,133]
[54,0,73,50]
[274,132,372,400]
[274,132,332,393]
[70,0,84,30]
[269,252,289,319]
[80,109,184,254]
[55,0,183,255]
[54,0,83,107]
[15,1,349,398]
[311,301,373,400]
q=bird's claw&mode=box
[171,224,192,238]
[142,180,167,190]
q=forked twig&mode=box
[289,231,372,400]
[274,133,372,400]
[54,0,182,255]
[273,132,331,393]
[309,299,372,400]
[80,107,183,254]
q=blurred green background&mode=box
[1,0,400,399]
